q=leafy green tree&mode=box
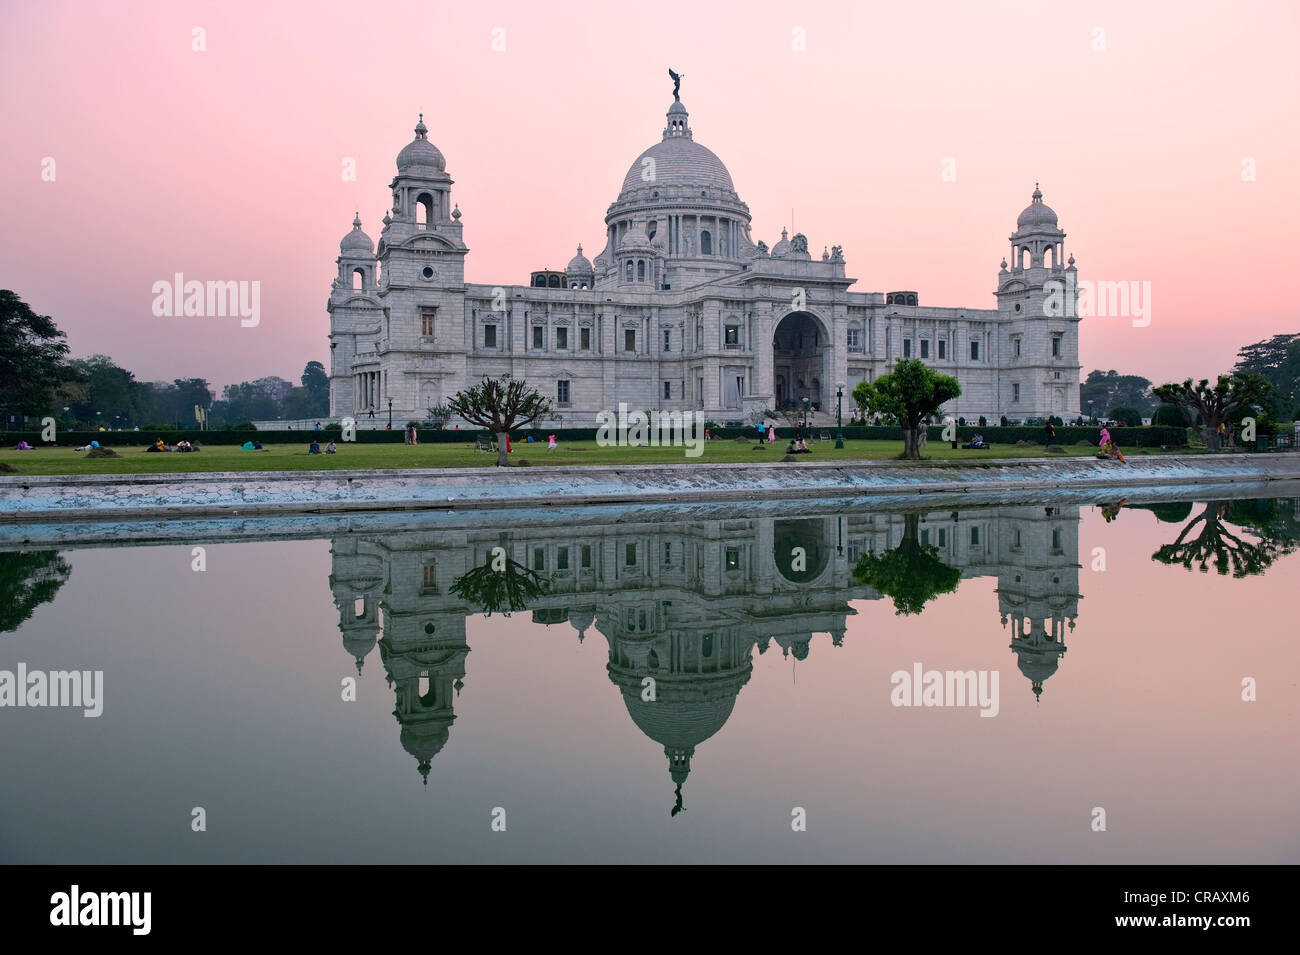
[1152,374,1272,451]
[0,290,79,422]
[65,355,153,429]
[1234,333,1300,418]
[852,513,962,615]
[448,374,553,467]
[853,359,961,459]
[1079,369,1157,417]
[1151,404,1189,427]
[301,361,330,416]
[1108,405,1143,426]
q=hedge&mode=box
[0,424,1192,448]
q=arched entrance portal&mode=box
[773,312,828,412]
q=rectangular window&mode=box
[921,528,930,546]
[421,562,436,590]
[556,327,568,350]
[533,547,545,571]
[420,308,436,337]
[970,340,980,361]
[920,339,930,359]
[1013,383,1020,402]
[581,544,592,568]
[663,542,672,567]
[557,547,569,571]
[938,339,947,360]
[903,339,912,358]
[1014,338,1022,357]
[725,546,741,571]
[625,329,636,352]
[557,380,570,404]
[1052,528,1062,550]
[533,326,544,349]
[663,381,672,400]
[1052,336,1062,357]
[725,324,739,345]
[483,324,497,348]
[580,327,590,350]
[625,542,637,566]
[847,328,860,349]
[938,528,947,547]
[970,526,980,546]
[664,329,672,352]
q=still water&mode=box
[2,488,1298,864]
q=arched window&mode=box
[352,268,364,291]
[637,260,646,282]
[1045,246,1055,269]
[416,192,436,228]
[906,294,917,306]
[625,261,634,283]
[700,230,712,255]
[1020,247,1032,270]
[534,275,547,287]
[886,294,894,305]
[548,274,561,288]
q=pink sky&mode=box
[3,0,1297,392]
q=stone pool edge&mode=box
[2,453,1298,521]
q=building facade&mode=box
[328,88,1082,426]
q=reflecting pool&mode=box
[2,488,1298,863]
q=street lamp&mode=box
[387,397,393,430]
[1087,400,1094,425]
[835,385,844,449]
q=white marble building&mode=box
[328,86,1082,426]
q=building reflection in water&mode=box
[328,505,1083,800]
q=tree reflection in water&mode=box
[1152,499,1299,578]
[851,512,961,615]
[449,552,550,616]
[0,550,71,634]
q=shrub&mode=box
[1109,405,1143,427]
[1152,405,1188,427]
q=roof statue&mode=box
[668,67,683,101]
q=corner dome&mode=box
[566,244,593,275]
[340,213,374,254]
[1016,184,1059,230]
[396,113,446,174]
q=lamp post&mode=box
[801,396,809,435]
[1088,400,1094,425]
[835,386,844,448]
[387,397,393,430]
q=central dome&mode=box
[619,136,735,197]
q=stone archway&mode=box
[773,312,829,413]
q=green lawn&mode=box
[0,438,1187,477]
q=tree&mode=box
[1079,369,1157,417]
[447,375,553,466]
[852,512,962,615]
[0,290,79,421]
[1151,404,1189,427]
[1152,374,1272,451]
[301,361,330,416]
[66,355,151,429]
[1108,405,1143,426]
[853,359,961,459]
[1235,333,1300,418]
[0,550,71,634]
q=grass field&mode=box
[0,438,1184,477]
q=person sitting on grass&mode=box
[15,440,33,450]
[309,441,321,454]
[325,440,337,454]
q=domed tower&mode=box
[595,96,752,289]
[328,536,386,674]
[565,245,594,290]
[327,213,383,418]
[995,185,1081,421]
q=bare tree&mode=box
[447,375,553,467]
